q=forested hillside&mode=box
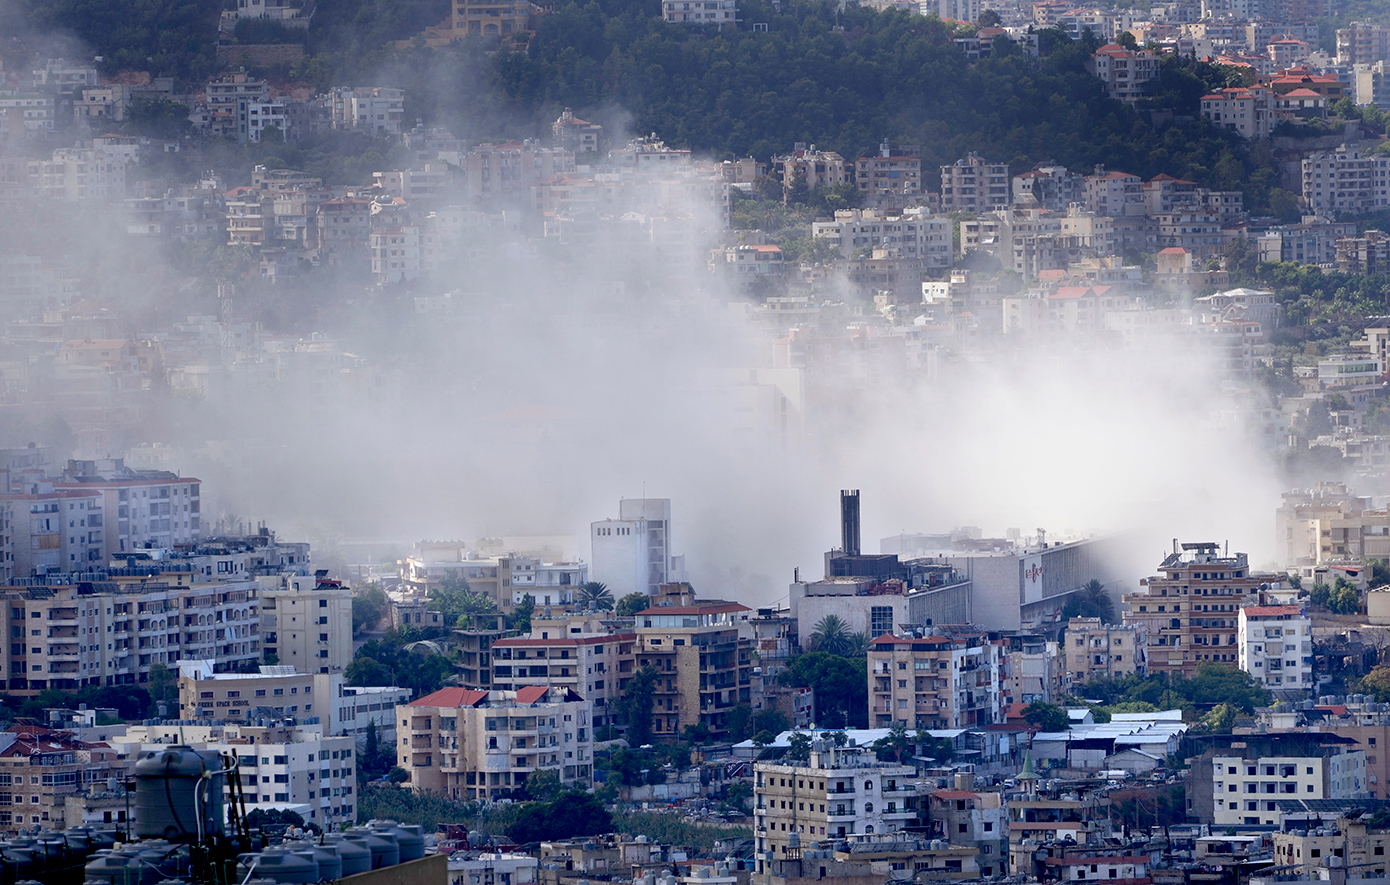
[6,0,1283,209]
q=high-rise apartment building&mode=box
[259,572,353,674]
[940,153,1010,213]
[1122,542,1280,679]
[1238,605,1312,693]
[754,742,925,870]
[633,586,753,739]
[867,633,1002,729]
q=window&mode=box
[870,607,893,637]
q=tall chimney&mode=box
[840,489,861,557]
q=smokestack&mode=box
[840,489,861,557]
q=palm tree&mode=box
[1080,579,1115,624]
[810,614,853,656]
[577,581,614,611]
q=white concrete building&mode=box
[259,573,353,674]
[754,742,925,869]
[1238,605,1312,693]
[1208,748,1367,827]
[590,498,679,598]
[1302,145,1390,216]
[811,209,951,264]
[448,853,538,885]
[113,721,356,828]
[661,0,737,25]
[327,87,406,136]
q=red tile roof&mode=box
[1242,605,1302,617]
[515,685,550,705]
[410,687,488,708]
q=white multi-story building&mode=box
[1087,44,1160,103]
[1238,605,1312,693]
[55,459,201,555]
[327,87,406,136]
[754,742,925,870]
[1302,144,1390,215]
[490,632,636,729]
[661,0,737,24]
[259,573,353,674]
[1201,86,1273,139]
[1207,748,1366,827]
[0,94,56,131]
[27,147,126,201]
[590,498,678,598]
[811,209,951,264]
[369,227,422,285]
[447,854,538,885]
[178,661,410,744]
[114,721,356,827]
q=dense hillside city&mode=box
[15,0,1390,884]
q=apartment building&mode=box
[855,143,922,196]
[27,147,126,202]
[177,661,409,744]
[1013,164,1086,211]
[1338,21,1390,66]
[451,0,537,37]
[1238,605,1312,693]
[811,208,951,263]
[54,459,201,556]
[753,742,924,869]
[1274,817,1390,877]
[401,542,588,610]
[327,87,405,136]
[662,0,738,25]
[1302,145,1390,216]
[1337,229,1390,274]
[1122,542,1279,679]
[1275,483,1390,568]
[925,787,1008,876]
[1201,86,1273,139]
[633,591,753,739]
[591,498,676,598]
[114,721,355,827]
[1001,634,1063,707]
[1063,617,1140,688]
[491,632,635,729]
[0,570,260,694]
[940,153,1010,213]
[1087,44,1160,103]
[395,686,592,801]
[0,731,119,832]
[259,572,353,674]
[1084,168,1145,217]
[774,146,850,192]
[867,633,1002,730]
[1192,737,1367,827]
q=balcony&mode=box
[827,808,857,820]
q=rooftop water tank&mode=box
[251,848,318,885]
[322,835,371,877]
[134,747,225,841]
[344,829,398,869]
[370,822,424,862]
[291,846,341,883]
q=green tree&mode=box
[753,708,790,736]
[1360,666,1390,702]
[1062,579,1115,623]
[778,652,868,728]
[727,703,753,742]
[507,790,612,844]
[618,667,657,745]
[352,582,390,635]
[977,8,1002,26]
[809,614,853,655]
[429,573,498,627]
[510,594,535,633]
[524,769,563,801]
[577,581,614,610]
[872,722,912,763]
[1023,702,1071,732]
[615,592,649,617]
[785,732,812,763]
[146,662,179,716]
